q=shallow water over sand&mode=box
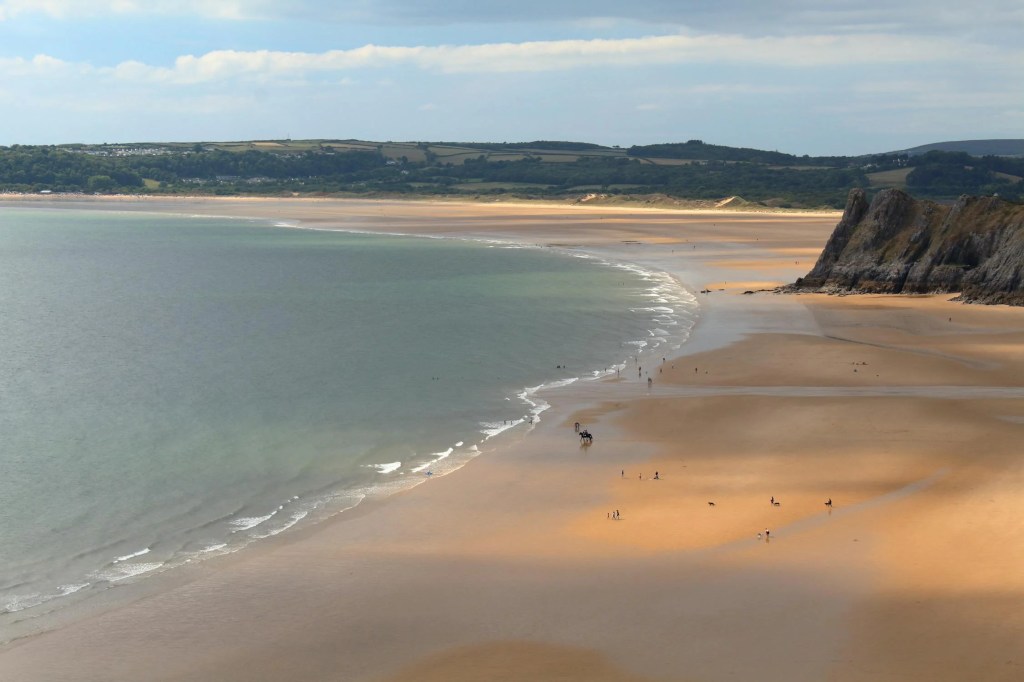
[0,207,696,638]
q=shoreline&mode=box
[0,191,845,218]
[3,197,1023,681]
[0,197,703,644]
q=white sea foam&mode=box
[113,547,150,563]
[411,446,455,473]
[58,583,90,597]
[200,543,228,554]
[95,561,165,583]
[631,306,675,314]
[251,511,309,539]
[229,510,278,533]
[1,583,91,615]
[4,592,44,613]
[480,419,523,439]
[369,461,402,474]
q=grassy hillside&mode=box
[1,138,1021,207]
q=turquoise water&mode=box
[0,207,696,637]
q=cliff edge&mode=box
[791,188,1024,305]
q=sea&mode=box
[0,206,697,640]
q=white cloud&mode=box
[0,53,84,76]
[1,26,1018,152]
[77,31,1007,85]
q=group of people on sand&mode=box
[756,497,835,540]
[618,469,659,480]
[576,423,834,540]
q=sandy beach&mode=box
[1,196,1022,681]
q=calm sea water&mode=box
[0,206,696,638]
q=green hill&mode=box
[894,139,1024,158]
[1,138,1021,207]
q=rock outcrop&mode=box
[791,188,1024,305]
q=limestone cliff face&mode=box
[793,188,1024,304]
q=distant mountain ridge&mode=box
[894,139,1024,158]
[791,188,1024,305]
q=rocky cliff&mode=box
[791,188,1024,304]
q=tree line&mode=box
[0,143,1019,206]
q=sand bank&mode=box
[1,197,1022,681]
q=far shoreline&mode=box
[0,190,845,219]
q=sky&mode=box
[0,1,1021,155]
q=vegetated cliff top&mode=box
[790,188,1024,305]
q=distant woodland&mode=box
[0,138,1021,208]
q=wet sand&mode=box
[1,196,1022,681]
